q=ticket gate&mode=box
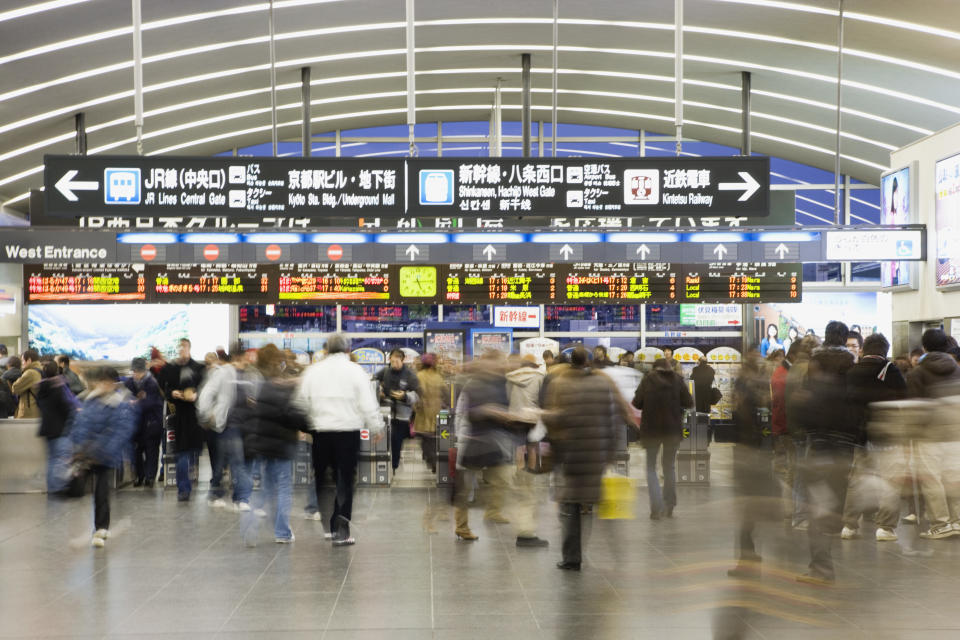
[358,408,392,486]
[162,419,198,489]
[435,410,454,487]
[677,411,711,485]
[294,438,313,487]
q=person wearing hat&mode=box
[123,357,165,488]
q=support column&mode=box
[132,0,143,155]
[75,113,87,156]
[521,53,532,157]
[834,0,845,225]
[538,121,544,157]
[674,0,683,155]
[740,71,751,156]
[551,0,558,157]
[301,67,311,157]
[405,0,417,156]
[437,121,443,157]
[268,0,278,155]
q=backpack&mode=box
[0,382,16,418]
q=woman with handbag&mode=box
[68,366,136,548]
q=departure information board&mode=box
[279,263,390,302]
[147,264,278,303]
[443,263,560,304]
[25,263,146,302]
[563,262,679,302]
[683,263,801,303]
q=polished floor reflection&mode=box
[2,471,960,639]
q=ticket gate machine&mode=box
[358,407,392,486]
[436,410,454,487]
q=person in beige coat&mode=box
[12,349,43,419]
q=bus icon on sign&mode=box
[419,170,454,205]
[104,168,141,204]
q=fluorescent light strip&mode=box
[850,196,880,210]
[375,234,449,244]
[686,233,747,243]
[117,233,179,244]
[756,232,819,243]
[530,233,603,244]
[181,233,242,244]
[453,233,526,244]
[243,233,304,244]
[796,194,836,212]
[0,0,93,23]
[308,233,369,244]
[796,209,834,225]
[606,233,681,243]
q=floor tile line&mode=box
[492,508,542,632]
[427,487,436,630]
[218,547,282,633]
[320,488,374,640]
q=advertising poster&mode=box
[881,166,911,288]
[752,292,881,353]
[519,337,559,364]
[424,329,465,366]
[936,153,960,287]
[470,329,513,357]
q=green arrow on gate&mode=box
[440,429,450,439]
[682,428,690,438]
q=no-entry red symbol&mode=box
[203,244,219,261]
[327,244,344,261]
[140,244,157,261]
[360,429,370,441]
[265,244,282,261]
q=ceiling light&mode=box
[0,0,93,23]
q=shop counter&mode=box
[0,418,45,493]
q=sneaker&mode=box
[919,524,958,539]
[793,521,809,531]
[274,534,295,544]
[796,572,834,586]
[91,536,105,548]
[208,498,227,509]
[332,536,356,547]
[484,514,510,524]
[236,502,252,513]
[841,526,861,540]
[556,561,581,571]
[93,529,110,539]
[254,508,268,518]
[902,513,918,524]
[177,493,190,502]
[323,532,334,540]
[876,527,898,542]
[303,511,322,521]
[516,536,549,548]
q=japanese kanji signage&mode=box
[44,155,768,219]
[44,156,403,218]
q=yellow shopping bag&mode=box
[598,471,636,520]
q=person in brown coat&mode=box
[12,349,43,419]
[545,346,632,571]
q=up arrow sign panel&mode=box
[719,171,761,202]
[703,242,738,261]
[55,170,99,202]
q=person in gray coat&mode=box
[544,346,632,571]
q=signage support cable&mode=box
[405,0,417,157]
[132,0,144,156]
[741,72,751,156]
[674,0,683,157]
[834,0,845,225]
[301,67,311,158]
[551,0,558,158]
[268,0,279,157]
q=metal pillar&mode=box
[521,53,532,157]
[834,0,845,224]
[538,121,544,157]
[551,0,559,157]
[740,71,751,156]
[301,67,311,157]
[674,0,683,155]
[406,0,417,156]
[490,78,503,157]
[75,113,87,156]
[268,0,278,155]
[132,0,143,155]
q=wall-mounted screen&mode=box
[936,153,960,287]
[563,262,678,302]
[278,263,390,303]
[25,263,146,303]
[880,165,914,288]
[443,263,560,304]
[28,304,229,361]
[147,263,278,303]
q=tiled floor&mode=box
[3,451,960,639]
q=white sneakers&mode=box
[275,534,295,544]
[254,508,268,518]
[876,528,898,542]
[840,526,861,540]
[91,529,109,548]
[208,498,228,509]
[236,502,252,513]
[303,511,322,521]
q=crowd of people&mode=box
[3,321,960,581]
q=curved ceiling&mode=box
[1,0,959,212]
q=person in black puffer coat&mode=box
[241,344,309,546]
[632,358,694,520]
[36,360,79,492]
[546,346,632,571]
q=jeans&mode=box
[803,447,854,581]
[312,431,361,539]
[211,428,252,504]
[205,429,222,494]
[391,419,410,470]
[133,427,162,484]
[45,437,71,493]
[175,449,198,496]
[242,457,293,543]
[645,439,679,516]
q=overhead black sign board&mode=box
[407,156,769,217]
[44,155,403,218]
[44,155,769,220]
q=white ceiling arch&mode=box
[1,0,959,212]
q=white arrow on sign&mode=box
[559,244,575,260]
[713,243,728,259]
[775,243,790,259]
[482,244,497,260]
[55,170,99,202]
[636,244,651,259]
[405,244,420,260]
[719,171,761,202]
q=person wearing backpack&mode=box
[36,360,79,492]
[123,358,165,488]
[12,349,43,419]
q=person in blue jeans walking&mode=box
[632,358,694,519]
[241,344,309,545]
[159,339,206,501]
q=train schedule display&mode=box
[279,263,390,303]
[563,262,679,302]
[683,263,801,303]
[147,263,278,304]
[443,263,560,304]
[25,263,147,303]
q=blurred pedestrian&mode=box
[241,344,309,545]
[545,346,631,570]
[123,358,164,488]
[375,348,420,472]
[12,349,42,419]
[36,360,79,493]
[68,366,136,548]
[56,355,86,396]
[159,338,205,501]
[295,334,382,546]
[413,353,446,533]
[632,358,694,519]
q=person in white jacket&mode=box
[294,334,382,546]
